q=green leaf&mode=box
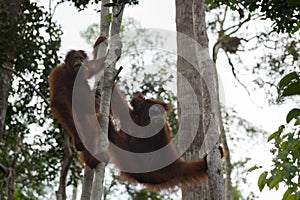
[283,188,293,200]
[248,165,262,172]
[278,72,298,89]
[268,131,280,142]
[282,82,300,97]
[269,177,279,189]
[292,142,300,161]
[268,125,284,142]
[286,108,300,123]
[258,171,268,191]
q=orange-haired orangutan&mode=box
[109,88,223,190]
[49,48,106,167]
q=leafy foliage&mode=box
[59,0,139,11]
[258,72,300,199]
[222,108,264,200]
[0,0,64,198]
[207,0,300,33]
[278,72,300,99]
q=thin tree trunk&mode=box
[0,2,21,198]
[81,169,94,200]
[7,137,22,200]
[220,126,232,200]
[99,0,110,39]
[90,2,125,199]
[72,184,78,200]
[56,133,73,200]
[80,0,111,199]
[80,1,111,199]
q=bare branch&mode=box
[224,51,251,97]
[225,13,261,36]
[219,5,228,32]
[113,66,123,81]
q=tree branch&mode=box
[0,163,8,176]
[56,133,73,200]
[224,51,251,97]
[113,66,123,81]
[80,169,94,200]
[0,66,50,106]
[90,1,125,200]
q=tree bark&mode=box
[176,0,211,199]
[80,169,94,200]
[80,1,111,199]
[220,126,232,200]
[0,66,12,141]
[72,184,78,200]
[176,0,225,199]
[80,1,112,199]
[56,133,73,200]
[193,0,225,199]
[90,2,125,199]
[0,0,21,141]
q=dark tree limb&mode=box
[1,66,50,106]
[56,133,73,200]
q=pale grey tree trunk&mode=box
[193,1,224,199]
[81,0,112,199]
[72,184,78,200]
[221,127,232,200]
[176,0,211,199]
[90,1,125,200]
[176,0,225,199]
[81,168,94,200]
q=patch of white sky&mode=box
[35,0,298,199]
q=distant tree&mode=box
[205,1,300,199]
[0,0,62,199]
[208,0,300,33]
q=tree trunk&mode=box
[0,1,21,198]
[0,66,12,141]
[176,0,211,199]
[0,0,21,141]
[220,126,232,200]
[176,0,225,199]
[80,169,94,200]
[72,184,78,200]
[193,0,225,199]
[56,133,73,200]
[90,2,125,199]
